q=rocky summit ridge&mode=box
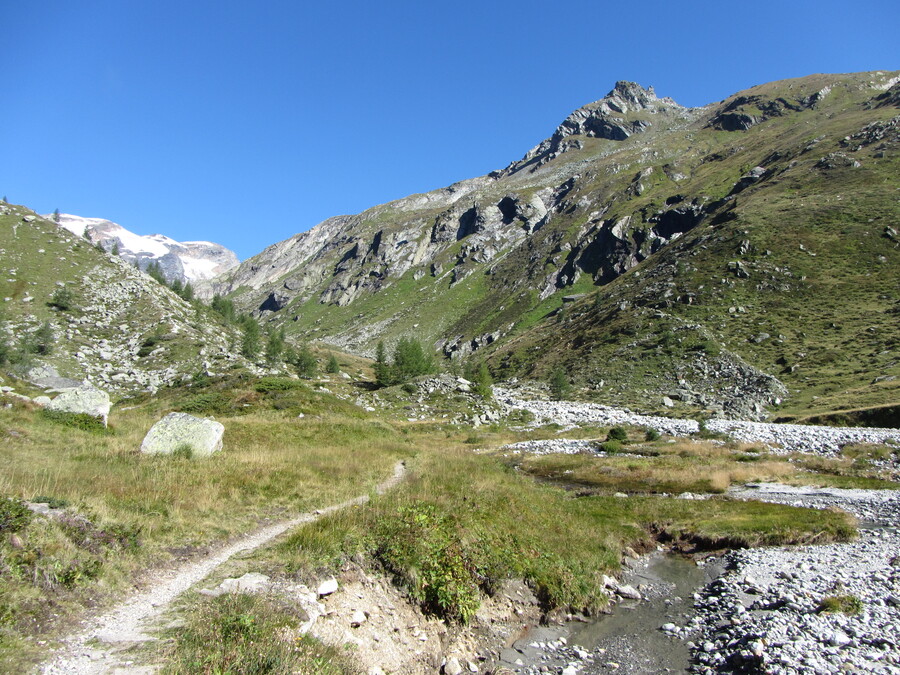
[209,71,900,421]
[54,213,239,284]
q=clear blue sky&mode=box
[3,1,897,260]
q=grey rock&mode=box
[443,656,463,675]
[317,577,339,596]
[616,584,642,600]
[47,383,112,426]
[205,573,271,596]
[140,412,224,456]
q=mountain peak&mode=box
[503,80,686,175]
[52,213,239,283]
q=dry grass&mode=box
[514,436,898,494]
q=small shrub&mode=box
[23,321,54,356]
[162,594,348,675]
[0,497,32,533]
[326,354,340,374]
[607,426,628,443]
[644,428,661,442]
[255,377,304,393]
[32,495,70,509]
[48,286,74,311]
[471,362,493,399]
[172,443,194,459]
[180,392,231,414]
[40,409,108,434]
[137,335,164,358]
[599,440,623,454]
[507,408,535,425]
[292,345,318,379]
[549,368,571,400]
[817,595,863,615]
[695,417,728,440]
[401,382,417,395]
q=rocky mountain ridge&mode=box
[54,213,239,284]
[176,72,900,419]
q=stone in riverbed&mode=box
[443,656,463,675]
[140,412,224,456]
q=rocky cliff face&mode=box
[211,71,900,419]
[55,214,239,283]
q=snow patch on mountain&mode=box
[52,213,239,283]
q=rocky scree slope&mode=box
[0,205,253,393]
[55,213,239,284]
[211,72,900,420]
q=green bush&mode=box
[644,428,661,442]
[137,335,165,358]
[292,345,318,379]
[549,368,571,400]
[265,329,285,364]
[32,495,70,509]
[607,426,628,443]
[599,440,623,454]
[172,443,194,459]
[179,392,232,414]
[39,409,108,434]
[48,286,74,311]
[470,362,493,399]
[0,497,32,534]
[326,354,340,374]
[254,377,305,393]
[376,504,481,623]
[23,322,54,356]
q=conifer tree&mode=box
[326,353,340,374]
[241,316,261,359]
[293,344,317,378]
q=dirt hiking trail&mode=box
[40,460,407,674]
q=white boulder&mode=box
[47,383,111,425]
[140,412,224,457]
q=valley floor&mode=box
[5,379,898,674]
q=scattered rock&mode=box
[443,656,463,675]
[317,577,339,597]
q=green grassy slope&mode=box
[0,204,251,392]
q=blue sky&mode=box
[2,1,897,260]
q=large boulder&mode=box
[140,412,224,457]
[47,383,112,426]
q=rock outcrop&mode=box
[140,412,224,457]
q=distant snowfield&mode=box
[52,213,239,281]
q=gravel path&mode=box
[496,387,900,457]
[40,461,406,675]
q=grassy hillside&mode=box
[0,204,253,393]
